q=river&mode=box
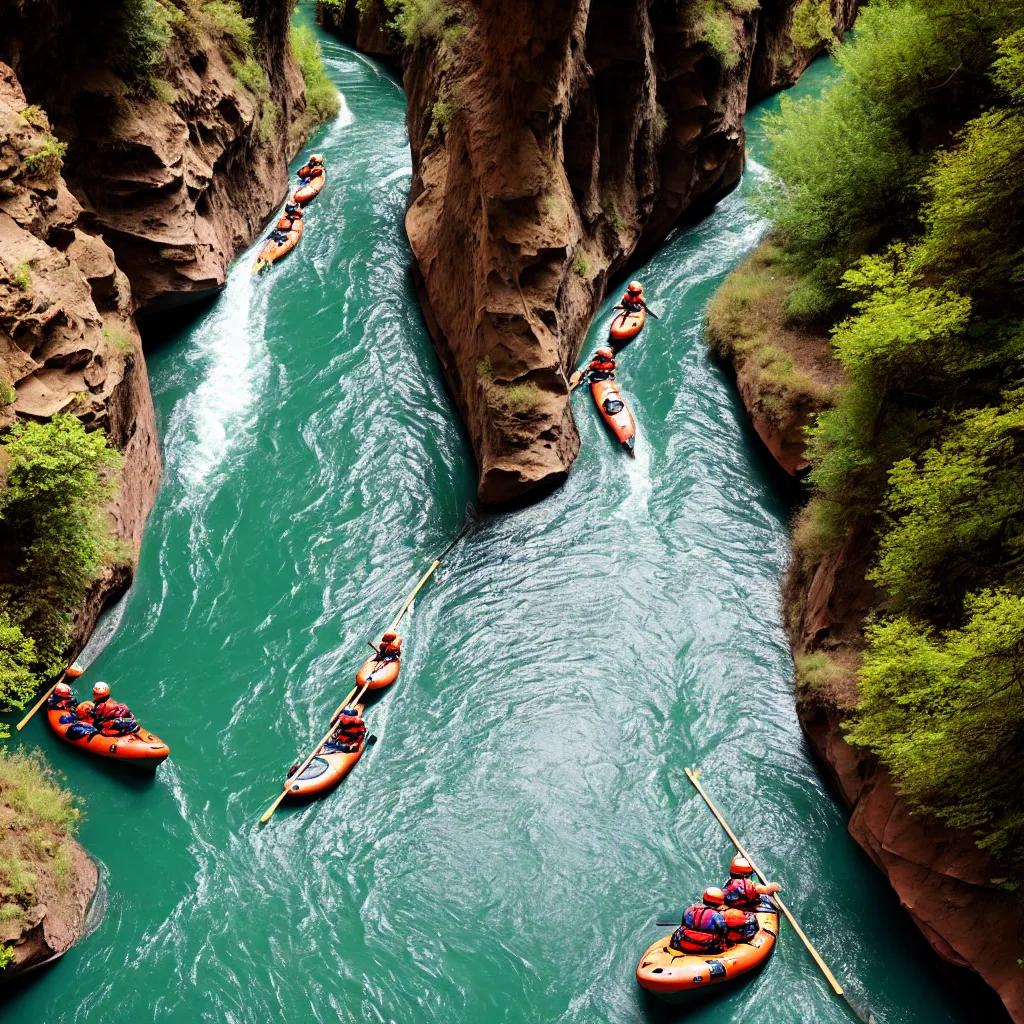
[3,8,1003,1023]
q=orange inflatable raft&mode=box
[636,903,780,1004]
[293,170,326,205]
[591,377,636,455]
[355,654,401,691]
[47,708,170,767]
[284,704,365,799]
[609,306,646,344]
[253,219,303,274]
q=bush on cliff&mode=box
[0,416,122,727]
[291,25,340,126]
[760,5,1024,867]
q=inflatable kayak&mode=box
[47,708,170,767]
[293,171,325,205]
[609,306,645,344]
[284,704,365,799]
[355,654,401,691]
[253,219,303,274]
[591,377,636,455]
[636,902,779,1004]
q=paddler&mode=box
[375,631,402,663]
[275,202,303,233]
[578,347,617,387]
[297,153,324,182]
[48,682,78,713]
[323,706,366,753]
[722,855,782,910]
[669,887,729,955]
[613,280,647,316]
[90,682,140,737]
[723,907,759,944]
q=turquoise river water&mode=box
[3,8,1005,1023]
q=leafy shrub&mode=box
[11,264,30,292]
[386,0,448,48]
[0,613,39,731]
[0,749,82,835]
[255,101,278,145]
[791,0,834,50]
[697,2,740,69]
[21,136,67,180]
[291,25,340,126]
[233,56,269,97]
[573,254,590,278]
[0,382,15,407]
[201,1,255,54]
[0,415,122,677]
[504,383,542,413]
[102,325,135,356]
[114,0,173,81]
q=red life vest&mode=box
[334,715,365,747]
[589,358,615,374]
[723,877,761,910]
[379,641,401,660]
[670,904,727,953]
[93,700,131,723]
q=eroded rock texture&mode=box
[323,0,856,504]
[0,0,308,312]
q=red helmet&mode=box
[76,701,95,719]
[53,683,72,698]
[381,632,397,643]
[596,347,614,359]
[627,280,643,294]
[703,886,725,907]
[92,682,111,701]
[730,855,754,877]
[310,153,323,165]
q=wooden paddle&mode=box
[16,659,85,732]
[684,767,875,1023]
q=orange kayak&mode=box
[47,708,169,767]
[591,377,636,455]
[284,704,365,799]
[636,904,780,1004]
[355,655,401,691]
[609,307,645,343]
[293,171,326,205]
[253,219,303,273]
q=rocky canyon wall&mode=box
[321,0,856,504]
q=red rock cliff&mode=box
[321,0,856,504]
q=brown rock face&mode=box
[324,0,857,504]
[0,62,162,567]
[0,0,309,312]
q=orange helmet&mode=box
[381,632,397,643]
[310,153,323,165]
[92,682,111,701]
[596,347,614,359]
[703,886,725,906]
[53,683,72,699]
[730,855,754,877]
[723,908,748,925]
[627,280,643,294]
[76,701,95,719]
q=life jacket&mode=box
[332,713,365,749]
[64,721,98,740]
[723,908,758,943]
[299,162,324,179]
[93,700,132,723]
[276,216,296,231]
[589,358,615,380]
[723,877,761,910]
[379,641,401,660]
[622,292,643,311]
[100,717,140,737]
[48,692,78,711]
[670,904,727,954]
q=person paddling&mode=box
[90,682,139,737]
[276,202,303,232]
[48,683,77,713]
[723,907,759,943]
[374,631,402,663]
[323,706,366,753]
[297,153,324,181]
[722,855,782,910]
[670,887,729,955]
[614,280,647,316]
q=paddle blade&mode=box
[259,790,287,824]
[656,916,682,927]
[366,735,378,746]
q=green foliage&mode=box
[477,358,493,379]
[151,77,178,105]
[870,395,1024,615]
[0,904,23,923]
[11,264,30,292]
[0,855,36,899]
[0,944,13,969]
[102,325,135,356]
[428,82,457,140]
[848,591,1024,868]
[0,382,15,407]
[791,0,833,50]
[652,104,669,147]
[386,0,448,47]
[255,101,277,145]
[695,1,740,69]
[202,1,255,54]
[504,383,542,413]
[0,613,39,734]
[0,749,82,835]
[21,135,67,180]
[573,253,590,278]
[17,106,46,128]
[291,25,340,126]
[114,0,173,81]
[0,415,122,677]
[233,57,269,97]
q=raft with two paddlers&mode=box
[46,707,170,768]
[636,899,779,1003]
[293,153,326,205]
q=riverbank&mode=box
[709,244,1024,1022]
[0,750,97,980]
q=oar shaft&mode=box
[15,678,62,732]
[385,560,439,635]
[684,768,844,997]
